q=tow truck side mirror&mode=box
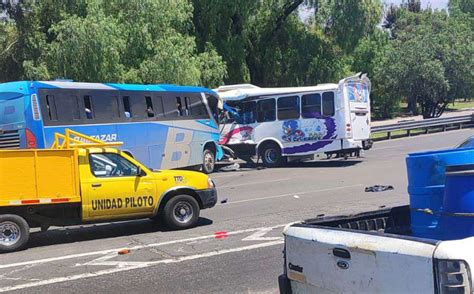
[137,167,146,177]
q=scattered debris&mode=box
[293,195,300,199]
[118,249,130,255]
[220,198,228,204]
[214,231,229,239]
[365,185,394,192]
[219,163,240,172]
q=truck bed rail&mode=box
[300,206,411,235]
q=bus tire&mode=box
[202,148,215,174]
[162,195,200,230]
[0,214,30,253]
[260,142,285,168]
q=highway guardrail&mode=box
[371,113,474,140]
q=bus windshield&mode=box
[222,101,256,124]
[0,93,25,125]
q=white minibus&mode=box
[215,74,372,167]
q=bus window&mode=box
[242,101,256,124]
[187,95,208,119]
[302,93,321,118]
[256,99,275,123]
[162,95,179,118]
[72,96,81,120]
[91,93,120,120]
[52,94,82,122]
[322,92,335,116]
[206,94,220,121]
[152,96,165,118]
[183,97,191,116]
[45,95,58,121]
[84,96,93,119]
[277,96,300,120]
[122,96,132,118]
[145,96,154,117]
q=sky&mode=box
[383,0,449,9]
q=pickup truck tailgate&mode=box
[284,226,437,293]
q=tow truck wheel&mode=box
[202,148,215,174]
[260,143,286,168]
[0,214,30,253]
[162,195,200,230]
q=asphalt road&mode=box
[0,129,472,294]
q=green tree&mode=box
[25,5,125,81]
[376,10,473,118]
[315,0,382,53]
[192,0,258,84]
[0,20,20,82]
[351,29,393,118]
[6,0,227,87]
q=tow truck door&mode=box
[80,152,157,221]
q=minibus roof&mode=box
[214,83,339,101]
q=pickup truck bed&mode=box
[299,205,419,239]
[0,149,81,206]
[280,205,474,294]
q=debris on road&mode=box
[219,163,240,172]
[214,231,229,239]
[365,185,394,192]
[118,249,130,255]
[220,198,228,204]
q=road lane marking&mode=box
[221,184,363,205]
[242,228,283,241]
[0,241,284,293]
[0,225,286,270]
[218,178,291,189]
[373,145,401,151]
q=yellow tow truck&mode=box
[0,129,217,253]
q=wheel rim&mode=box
[264,148,278,164]
[0,221,21,247]
[173,201,194,224]
[204,152,214,172]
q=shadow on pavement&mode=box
[284,160,363,168]
[228,159,363,170]
[25,217,213,250]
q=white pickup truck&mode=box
[278,206,474,294]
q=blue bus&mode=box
[0,81,223,173]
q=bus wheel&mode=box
[202,148,215,174]
[162,195,200,230]
[0,215,30,253]
[260,143,285,168]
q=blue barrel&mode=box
[439,164,474,240]
[406,148,474,239]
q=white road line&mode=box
[0,241,283,293]
[0,225,286,270]
[218,178,291,189]
[221,184,363,205]
[210,172,247,179]
[373,145,401,151]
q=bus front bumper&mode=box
[196,188,218,209]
